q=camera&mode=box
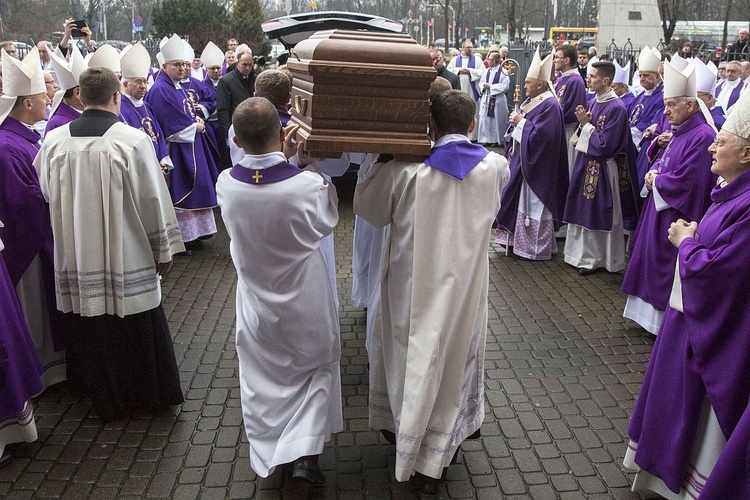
[71,19,88,39]
[253,55,266,67]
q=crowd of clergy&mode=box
[2,22,750,498]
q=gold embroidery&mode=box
[596,114,606,131]
[252,171,263,183]
[583,160,600,199]
[629,103,644,125]
[140,116,159,143]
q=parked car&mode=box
[12,41,32,58]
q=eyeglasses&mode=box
[170,62,189,68]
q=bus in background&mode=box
[549,27,597,46]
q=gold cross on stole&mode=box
[253,171,263,183]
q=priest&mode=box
[34,67,185,422]
[563,61,639,275]
[46,45,86,134]
[628,47,665,185]
[355,90,510,494]
[621,59,717,334]
[476,51,509,147]
[695,58,726,131]
[119,42,172,171]
[145,34,219,252]
[624,89,750,500]
[446,40,485,140]
[0,48,66,391]
[495,48,568,260]
[216,97,342,485]
[554,44,588,174]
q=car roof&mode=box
[261,11,404,50]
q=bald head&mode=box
[232,97,282,153]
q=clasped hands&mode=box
[667,219,697,248]
[575,105,591,126]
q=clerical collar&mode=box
[724,78,742,89]
[123,93,144,107]
[237,151,287,170]
[561,69,578,77]
[595,89,618,103]
[434,133,469,148]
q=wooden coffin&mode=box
[287,29,436,158]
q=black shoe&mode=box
[578,267,598,276]
[412,472,442,497]
[184,240,204,251]
[292,455,326,486]
[175,249,193,257]
[380,429,397,444]
[0,449,13,469]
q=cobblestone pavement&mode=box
[0,178,656,499]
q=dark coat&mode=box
[216,68,256,139]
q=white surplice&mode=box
[216,153,343,477]
[476,65,510,145]
[447,54,485,141]
[35,122,184,318]
[354,145,509,481]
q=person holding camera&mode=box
[58,18,96,57]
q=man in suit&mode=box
[217,51,255,142]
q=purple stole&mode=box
[229,160,302,185]
[424,141,488,180]
[483,68,503,117]
[727,82,743,108]
[714,80,724,97]
[456,55,480,100]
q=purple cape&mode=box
[0,117,64,350]
[628,83,665,133]
[628,168,750,493]
[119,97,170,163]
[145,71,218,209]
[229,160,302,185]
[0,249,43,421]
[496,96,568,233]
[554,73,588,125]
[619,92,635,111]
[622,111,717,311]
[563,97,640,230]
[424,141,489,180]
[45,101,80,136]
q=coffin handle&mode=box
[294,95,308,116]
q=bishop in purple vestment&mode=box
[120,77,171,167]
[626,123,750,496]
[495,85,568,260]
[621,104,716,335]
[45,99,81,135]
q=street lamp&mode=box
[428,4,456,47]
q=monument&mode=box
[597,0,663,52]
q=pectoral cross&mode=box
[253,171,263,183]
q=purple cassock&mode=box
[45,101,80,135]
[563,97,640,230]
[628,167,750,494]
[496,96,569,233]
[276,106,291,127]
[710,105,726,130]
[145,71,219,210]
[0,247,43,430]
[0,117,63,349]
[629,83,665,134]
[621,111,716,313]
[554,72,588,126]
[700,399,750,499]
[119,96,170,163]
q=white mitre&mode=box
[613,60,630,85]
[663,59,696,98]
[0,47,46,124]
[120,43,151,80]
[694,57,718,94]
[723,89,750,139]
[201,42,224,68]
[49,44,87,91]
[159,34,184,63]
[638,45,661,73]
[526,47,553,83]
[670,53,689,72]
[88,44,121,73]
[182,40,194,63]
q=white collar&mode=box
[595,88,618,103]
[237,151,287,170]
[561,69,578,77]
[124,93,144,107]
[434,134,469,148]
